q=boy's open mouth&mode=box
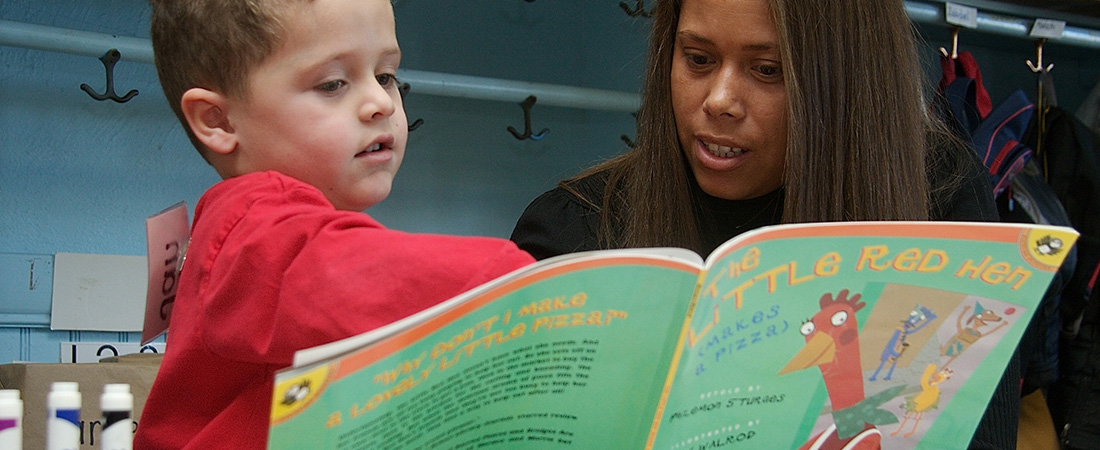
[356,143,384,157]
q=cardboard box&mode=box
[0,353,162,450]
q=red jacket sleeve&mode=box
[193,173,534,365]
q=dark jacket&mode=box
[511,143,1017,450]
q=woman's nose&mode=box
[703,70,747,120]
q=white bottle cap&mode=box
[100,384,133,411]
[0,389,21,417]
[48,382,81,410]
[50,382,78,392]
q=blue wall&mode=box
[2,1,1099,363]
[0,0,649,363]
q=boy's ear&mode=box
[180,88,237,155]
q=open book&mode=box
[267,221,1077,450]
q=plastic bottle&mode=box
[99,384,133,450]
[47,381,81,450]
[0,389,22,450]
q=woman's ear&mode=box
[180,88,237,155]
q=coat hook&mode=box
[1026,38,1055,73]
[621,135,636,148]
[81,49,138,103]
[619,0,654,18]
[507,95,549,141]
[621,112,639,148]
[398,81,424,131]
[938,26,961,60]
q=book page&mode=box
[269,251,702,449]
[292,248,703,367]
[649,222,1076,449]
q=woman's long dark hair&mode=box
[564,0,954,254]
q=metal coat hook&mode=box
[938,26,961,59]
[620,0,654,18]
[81,49,138,103]
[621,135,636,148]
[398,81,424,131]
[507,95,549,141]
[1026,38,1055,73]
[621,112,638,148]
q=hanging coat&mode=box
[934,56,1077,408]
[1022,104,1100,450]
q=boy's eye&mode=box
[317,80,346,93]
[376,73,396,87]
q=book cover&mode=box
[267,221,1077,450]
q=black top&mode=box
[510,146,1017,449]
[511,145,997,259]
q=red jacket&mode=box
[133,172,534,449]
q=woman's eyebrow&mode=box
[676,30,777,52]
[676,30,714,47]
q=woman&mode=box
[511,0,1014,448]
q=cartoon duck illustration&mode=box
[892,363,953,438]
[870,305,937,381]
[780,290,905,450]
[940,302,1008,369]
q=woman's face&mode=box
[671,0,787,200]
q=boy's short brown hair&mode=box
[150,0,292,160]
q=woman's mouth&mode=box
[705,141,746,158]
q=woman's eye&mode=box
[317,80,346,93]
[755,64,783,78]
[685,54,711,67]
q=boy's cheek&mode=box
[394,110,410,139]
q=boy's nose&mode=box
[359,81,396,122]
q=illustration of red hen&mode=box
[780,290,904,450]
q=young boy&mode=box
[134,0,534,448]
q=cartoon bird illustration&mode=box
[870,305,937,381]
[892,363,953,438]
[780,290,904,450]
[1035,235,1064,255]
[281,380,311,406]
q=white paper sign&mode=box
[50,253,146,331]
[945,3,979,29]
[143,202,190,345]
[60,341,167,363]
[1030,19,1066,39]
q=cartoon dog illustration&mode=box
[870,304,937,381]
[939,302,1008,369]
